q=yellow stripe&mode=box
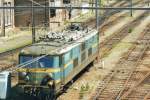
[17,60,73,73]
[19,79,61,85]
[64,60,73,68]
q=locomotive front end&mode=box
[17,54,60,99]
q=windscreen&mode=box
[19,55,59,68]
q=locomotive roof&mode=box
[20,25,98,56]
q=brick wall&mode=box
[14,0,48,28]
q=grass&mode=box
[0,40,32,53]
[0,32,32,53]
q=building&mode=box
[14,0,87,31]
[0,0,14,36]
[0,0,90,36]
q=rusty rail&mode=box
[120,72,150,99]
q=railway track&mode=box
[91,24,150,100]
[100,11,149,58]
[99,0,145,27]
[115,31,150,100]
[87,0,145,30]
[99,0,146,31]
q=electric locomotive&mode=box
[17,24,99,99]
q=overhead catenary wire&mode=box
[6,54,48,72]
[28,0,45,7]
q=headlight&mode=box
[19,72,30,82]
[19,72,27,79]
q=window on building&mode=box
[50,9,56,18]
[63,0,70,4]
[3,2,12,26]
[4,2,7,26]
[8,2,12,25]
[49,0,56,18]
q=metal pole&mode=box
[130,0,133,17]
[1,0,5,36]
[44,0,47,28]
[48,0,51,31]
[95,0,98,29]
[92,0,94,12]
[95,0,101,63]
[31,1,35,43]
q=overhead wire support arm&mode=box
[130,0,133,17]
[95,0,99,30]
[0,6,150,10]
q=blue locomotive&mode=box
[17,24,99,100]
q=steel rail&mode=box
[93,72,116,100]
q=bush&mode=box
[128,28,133,33]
